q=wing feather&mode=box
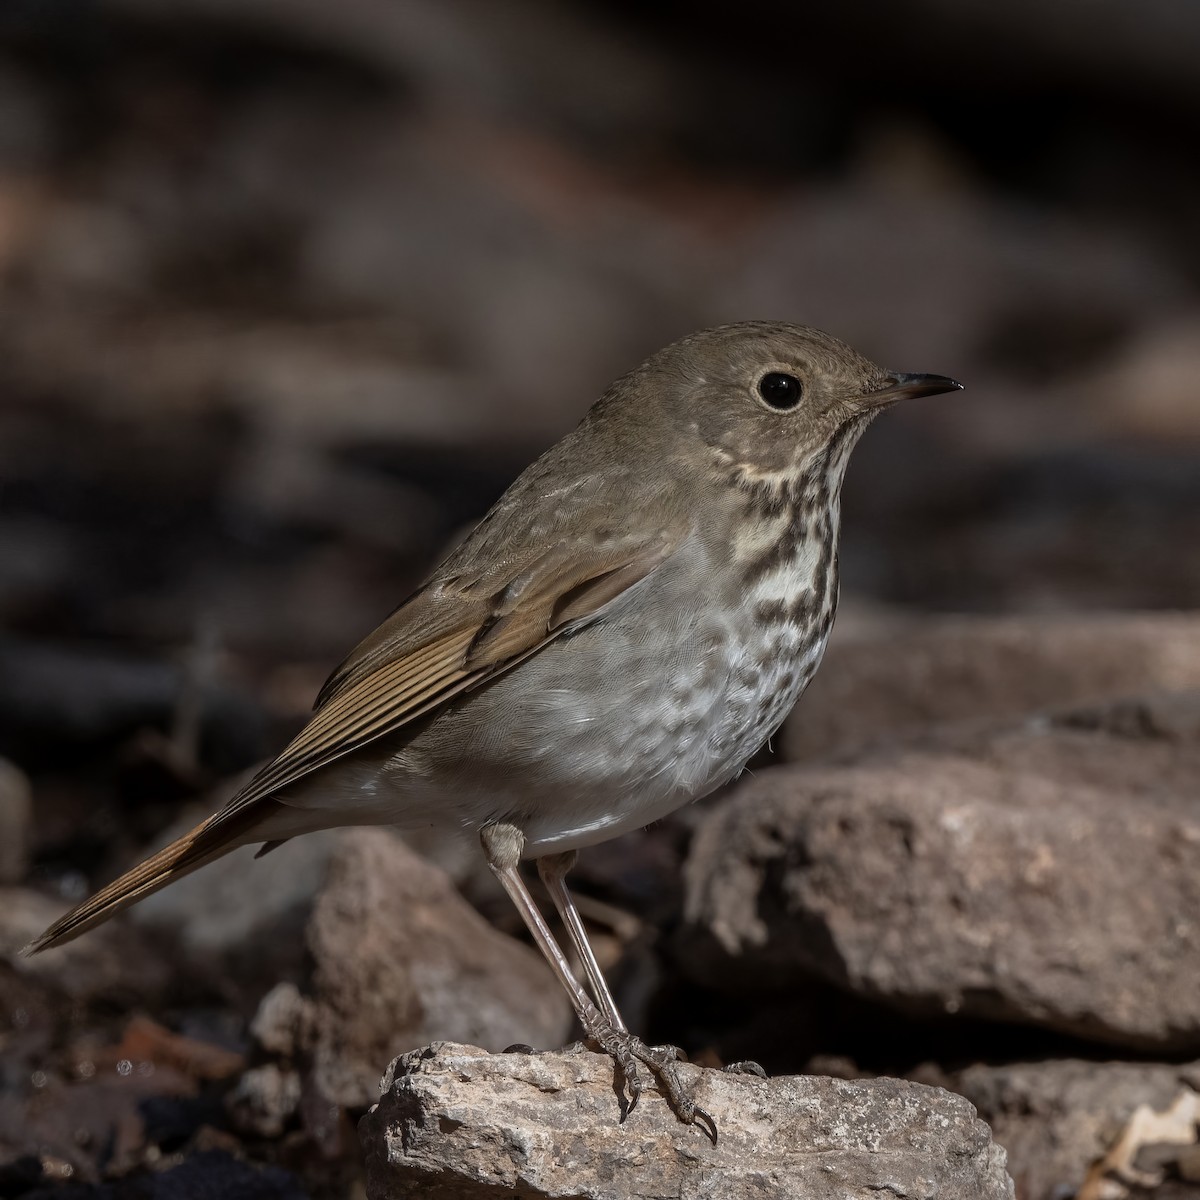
[464,534,675,670]
[214,529,682,822]
[219,624,479,816]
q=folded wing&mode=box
[25,527,682,952]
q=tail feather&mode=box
[22,813,253,955]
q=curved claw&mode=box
[621,1064,643,1120]
[632,1048,717,1142]
[723,1059,767,1079]
[581,1016,714,1139]
[691,1104,719,1146]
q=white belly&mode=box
[278,543,837,858]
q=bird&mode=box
[26,321,961,1140]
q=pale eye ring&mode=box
[757,371,803,411]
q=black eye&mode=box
[757,372,802,411]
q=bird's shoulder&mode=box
[314,451,687,710]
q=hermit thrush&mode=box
[28,322,960,1138]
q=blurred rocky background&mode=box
[1,0,1198,1197]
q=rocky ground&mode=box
[2,1,1199,1198]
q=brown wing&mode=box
[216,528,681,820]
[23,527,684,954]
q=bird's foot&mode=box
[579,1010,717,1143]
[723,1059,768,1078]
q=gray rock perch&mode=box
[360,1042,1014,1200]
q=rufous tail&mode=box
[22,812,252,955]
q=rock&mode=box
[227,1063,304,1139]
[130,817,345,993]
[682,696,1200,1050]
[781,612,1200,764]
[0,757,31,883]
[949,1059,1200,1200]
[122,819,572,1110]
[1,887,171,1009]
[250,982,318,1059]
[296,830,573,1110]
[360,1042,1013,1200]
[941,690,1200,803]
